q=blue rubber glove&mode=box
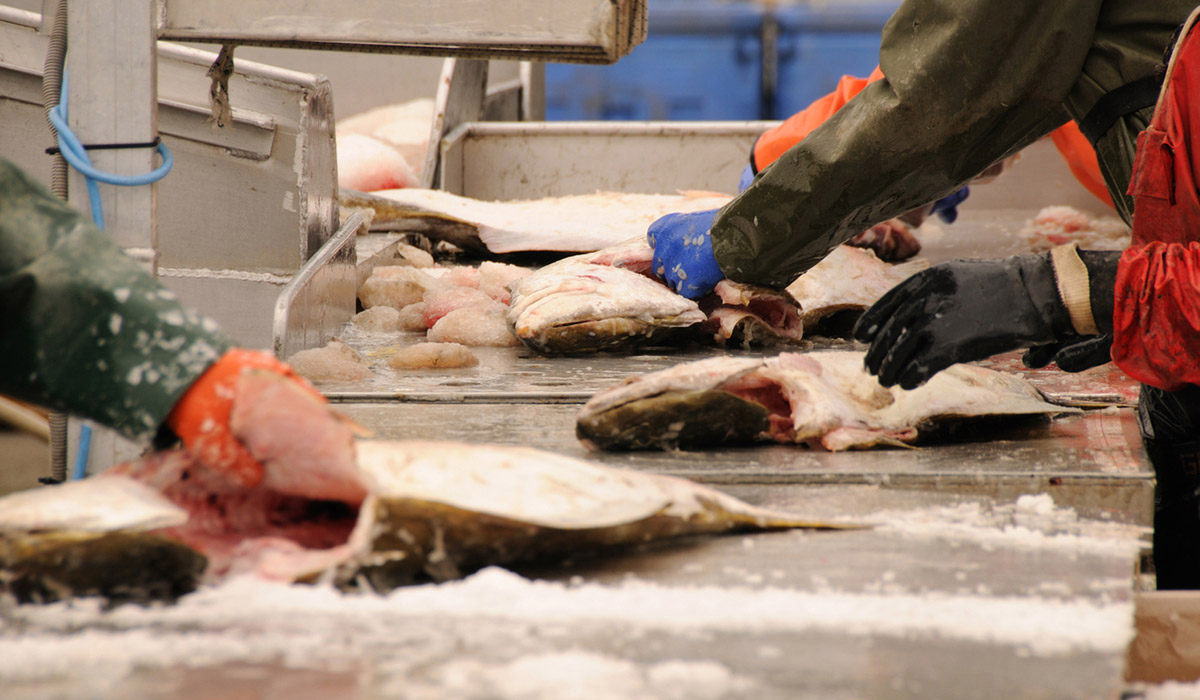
[647,209,724,300]
[738,164,755,193]
[929,186,969,223]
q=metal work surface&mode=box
[337,402,1151,525]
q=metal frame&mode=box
[156,0,647,64]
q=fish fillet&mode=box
[577,351,1077,451]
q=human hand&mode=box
[647,209,725,300]
[167,349,363,501]
[852,254,1070,389]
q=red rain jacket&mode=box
[1113,14,1200,391]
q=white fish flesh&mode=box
[784,246,928,328]
[336,133,419,192]
[344,189,732,254]
[577,350,1077,451]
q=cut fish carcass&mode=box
[576,351,1077,451]
[0,434,852,603]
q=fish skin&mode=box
[0,464,206,606]
[347,189,731,255]
[339,190,490,254]
[577,351,1079,452]
[0,438,854,602]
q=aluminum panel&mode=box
[438,121,772,198]
[158,0,644,64]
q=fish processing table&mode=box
[2,193,1154,700]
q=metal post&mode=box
[66,0,159,268]
[65,0,160,471]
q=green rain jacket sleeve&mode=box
[711,0,1105,289]
[0,158,232,441]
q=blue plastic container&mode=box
[544,2,766,121]
[773,2,901,118]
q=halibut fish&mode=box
[507,240,805,354]
[0,374,849,604]
[577,351,1077,451]
[340,189,732,255]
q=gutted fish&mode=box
[577,351,1077,451]
[1018,205,1131,252]
[0,373,851,602]
[341,189,731,255]
[0,441,849,602]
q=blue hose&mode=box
[46,74,174,229]
[48,72,173,478]
[71,424,92,481]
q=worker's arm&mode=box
[712,0,1104,288]
[0,157,231,441]
[1112,242,1200,391]
[0,158,338,487]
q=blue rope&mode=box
[48,72,172,479]
[47,74,174,229]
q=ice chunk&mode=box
[288,340,373,383]
[352,307,403,333]
[423,287,505,327]
[428,307,520,347]
[396,302,430,332]
[388,342,479,369]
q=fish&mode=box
[507,239,807,354]
[576,350,1078,451]
[0,372,851,604]
[784,246,928,330]
[1018,205,1131,252]
[507,258,708,354]
[701,280,805,347]
[336,134,419,192]
[340,189,732,255]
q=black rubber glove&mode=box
[854,250,1121,389]
[853,253,1074,389]
[1020,249,1120,373]
[1022,334,1114,372]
